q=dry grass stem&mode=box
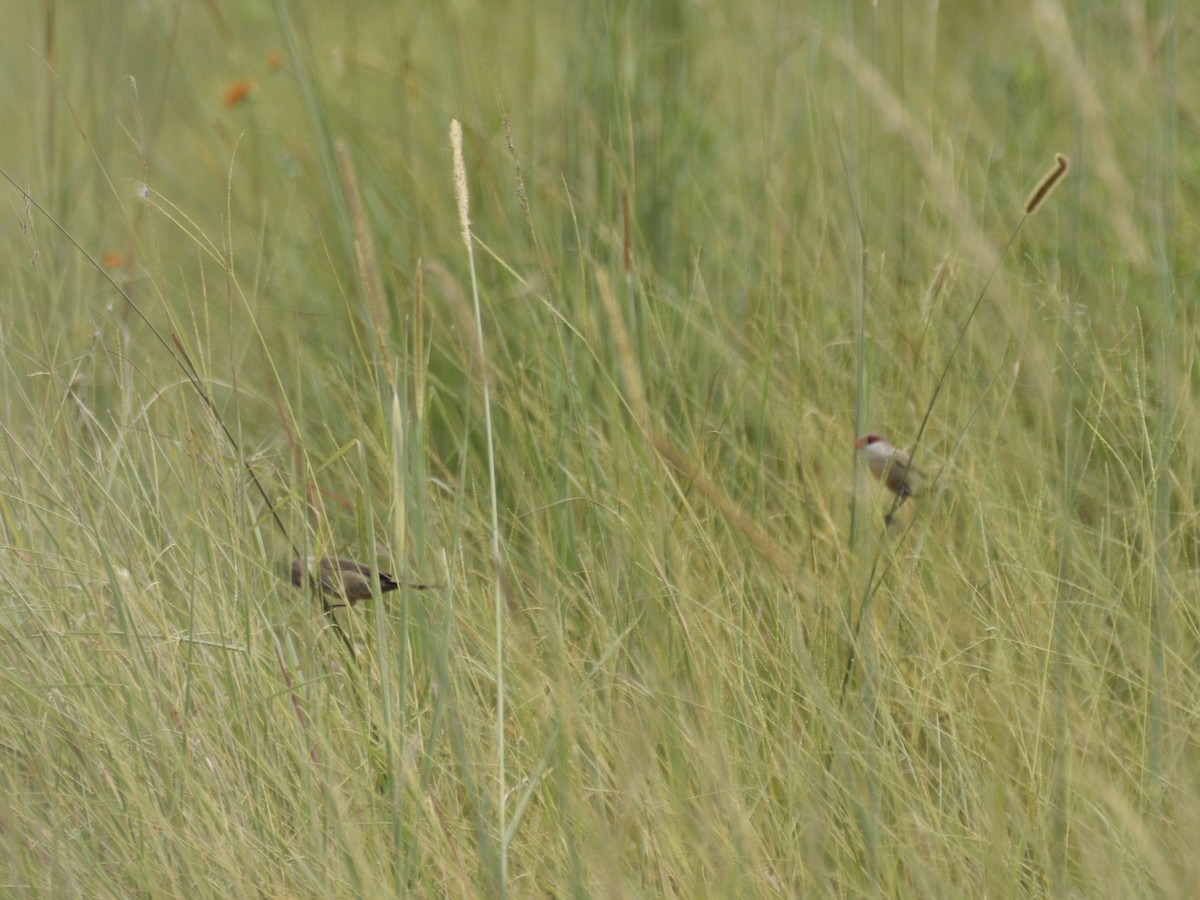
[335,137,395,385]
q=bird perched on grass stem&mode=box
[289,557,431,607]
[854,434,924,524]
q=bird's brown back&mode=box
[290,557,401,605]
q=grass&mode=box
[1,0,1198,896]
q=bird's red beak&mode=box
[854,436,868,449]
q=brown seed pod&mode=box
[1024,153,1070,215]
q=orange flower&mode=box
[222,79,256,108]
[101,251,122,269]
[266,51,284,70]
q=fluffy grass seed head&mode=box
[450,119,471,249]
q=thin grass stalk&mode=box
[1147,0,1179,807]
[451,118,507,892]
[845,154,1071,696]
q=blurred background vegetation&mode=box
[1,1,1197,896]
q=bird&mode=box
[288,557,431,606]
[854,434,924,523]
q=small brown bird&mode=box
[854,434,924,522]
[289,557,428,606]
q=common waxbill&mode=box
[289,557,430,606]
[854,434,924,521]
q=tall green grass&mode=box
[1,1,1198,896]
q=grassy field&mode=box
[2,1,1197,896]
